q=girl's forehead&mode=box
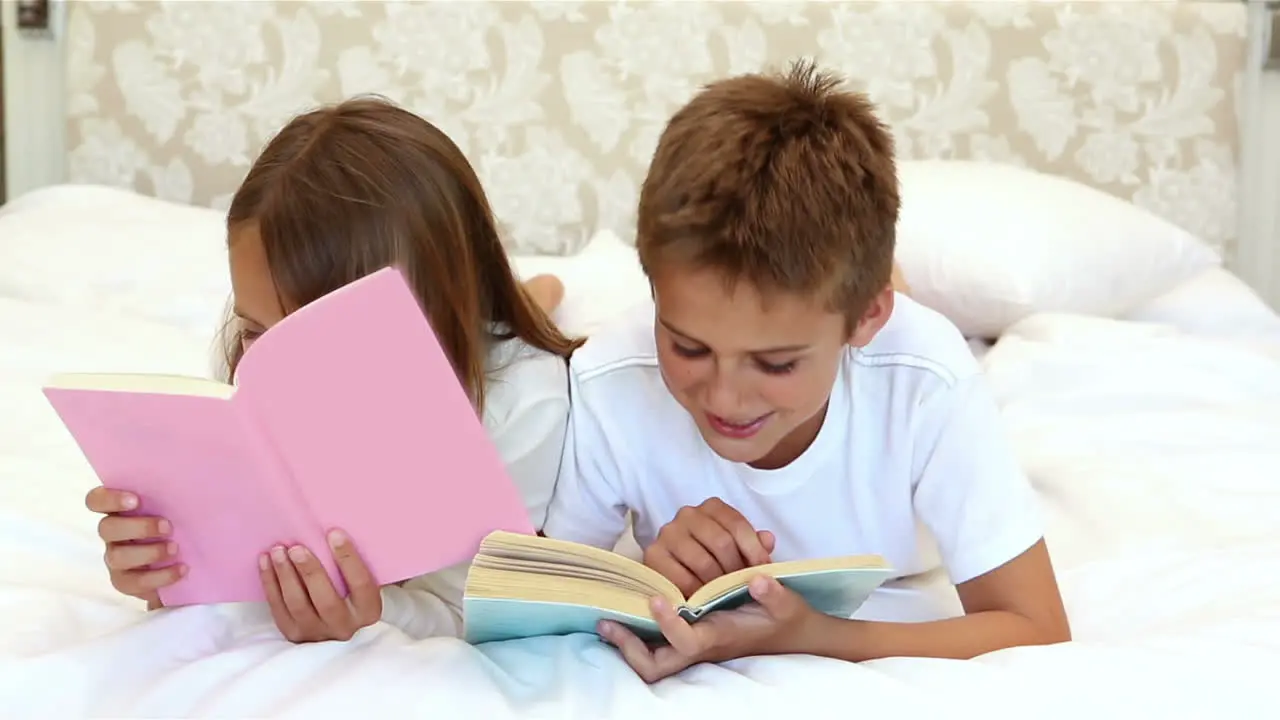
[228,226,285,327]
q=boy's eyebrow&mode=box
[658,318,810,354]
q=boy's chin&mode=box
[696,428,778,466]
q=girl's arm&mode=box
[523,274,565,315]
[890,261,912,296]
[378,583,466,640]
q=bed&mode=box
[4,2,1280,718]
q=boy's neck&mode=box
[748,401,830,471]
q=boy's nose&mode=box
[703,370,747,416]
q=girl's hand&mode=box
[260,529,382,643]
[85,487,186,608]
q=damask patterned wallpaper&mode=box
[64,1,1247,257]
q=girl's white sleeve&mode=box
[375,350,570,640]
[377,582,464,640]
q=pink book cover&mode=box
[43,267,537,607]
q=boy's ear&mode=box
[847,285,895,347]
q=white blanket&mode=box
[4,293,1280,718]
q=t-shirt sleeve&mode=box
[378,582,463,640]
[911,372,1044,586]
[486,378,571,532]
[541,371,632,550]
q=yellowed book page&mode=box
[470,555,660,598]
[687,554,889,607]
[45,372,234,399]
[477,531,684,604]
[465,566,656,620]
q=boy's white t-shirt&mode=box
[542,295,1044,587]
[379,337,570,639]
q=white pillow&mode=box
[1,184,651,344]
[1123,266,1280,339]
[0,184,232,337]
[893,160,1221,339]
[509,231,649,338]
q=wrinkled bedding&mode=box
[3,184,1280,718]
[3,292,1280,718]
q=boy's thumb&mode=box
[748,575,802,619]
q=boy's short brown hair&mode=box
[636,59,899,323]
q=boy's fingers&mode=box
[757,530,776,554]
[685,516,747,575]
[656,514,727,587]
[98,515,170,543]
[85,487,138,514]
[643,544,701,598]
[597,621,661,681]
[650,597,705,658]
[667,527,727,586]
[700,500,770,566]
[328,531,380,625]
[105,540,175,570]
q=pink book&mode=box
[42,267,536,607]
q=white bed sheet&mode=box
[3,295,1280,718]
[3,186,1280,718]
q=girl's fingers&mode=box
[288,545,354,636]
[328,530,381,625]
[85,487,139,514]
[270,546,321,629]
[131,563,186,590]
[105,540,176,571]
[115,564,186,598]
[259,552,299,639]
[97,514,171,543]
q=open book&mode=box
[43,267,535,607]
[462,531,895,644]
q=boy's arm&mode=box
[792,540,1069,661]
[541,371,632,550]
[792,373,1070,661]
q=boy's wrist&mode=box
[783,613,872,662]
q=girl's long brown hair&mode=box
[221,96,583,412]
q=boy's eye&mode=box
[671,342,709,359]
[756,359,798,375]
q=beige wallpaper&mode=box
[63,1,1247,258]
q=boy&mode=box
[542,60,1070,683]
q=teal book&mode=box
[462,531,896,645]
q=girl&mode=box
[83,97,580,643]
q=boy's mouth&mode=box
[705,412,771,440]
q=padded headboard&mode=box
[63,1,1247,259]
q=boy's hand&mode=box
[598,574,821,683]
[86,487,185,608]
[643,498,776,597]
[260,529,382,643]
